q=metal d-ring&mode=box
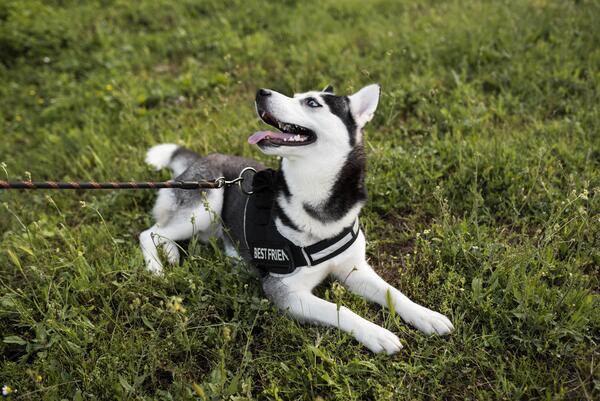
[238,167,256,195]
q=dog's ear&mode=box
[349,84,380,128]
[322,84,334,93]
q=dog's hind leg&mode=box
[333,262,454,336]
[140,219,194,274]
[139,188,224,274]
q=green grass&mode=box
[1,0,599,399]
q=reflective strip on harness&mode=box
[303,219,359,266]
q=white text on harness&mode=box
[253,247,290,262]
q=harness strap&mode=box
[302,219,360,266]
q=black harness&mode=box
[243,169,360,275]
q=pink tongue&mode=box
[248,131,292,144]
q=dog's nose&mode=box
[257,88,271,98]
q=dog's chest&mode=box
[240,170,361,276]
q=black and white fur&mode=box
[139,84,453,354]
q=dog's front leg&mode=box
[334,263,454,336]
[271,290,402,354]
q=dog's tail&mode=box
[145,143,200,177]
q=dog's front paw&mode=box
[404,304,454,335]
[356,323,403,355]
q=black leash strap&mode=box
[0,180,219,190]
[0,167,257,194]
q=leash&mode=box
[0,167,257,195]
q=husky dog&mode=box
[139,84,453,354]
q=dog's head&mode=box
[249,84,380,158]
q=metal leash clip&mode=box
[212,167,256,195]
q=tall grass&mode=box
[1,0,598,399]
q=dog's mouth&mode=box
[249,110,316,147]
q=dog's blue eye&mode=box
[305,98,321,108]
